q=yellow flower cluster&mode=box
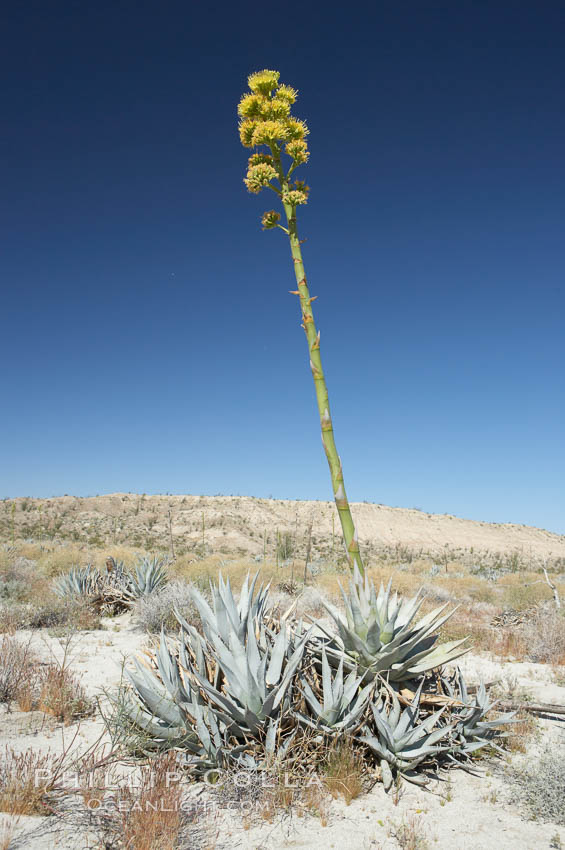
[238,70,310,171]
[282,189,308,206]
[244,162,278,194]
[247,69,280,95]
[285,139,309,165]
[248,152,274,167]
[281,179,310,207]
[250,119,291,146]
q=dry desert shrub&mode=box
[505,736,565,825]
[0,596,101,634]
[521,606,565,664]
[0,636,38,704]
[0,604,29,635]
[35,662,93,723]
[133,580,199,633]
[1,635,94,722]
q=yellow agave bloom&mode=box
[286,139,309,164]
[238,71,310,207]
[251,119,291,146]
[247,69,280,95]
[244,163,278,194]
[239,119,257,148]
[282,189,308,206]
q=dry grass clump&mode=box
[502,710,538,754]
[0,636,36,703]
[0,747,58,816]
[0,816,17,850]
[34,662,93,723]
[82,752,205,850]
[388,814,431,850]
[321,739,366,804]
[212,763,331,829]
[36,546,87,578]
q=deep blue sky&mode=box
[1,2,564,533]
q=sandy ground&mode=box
[1,613,564,849]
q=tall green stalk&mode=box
[238,70,364,574]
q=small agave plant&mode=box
[52,564,100,599]
[445,669,517,758]
[294,647,374,733]
[359,681,455,790]
[123,555,169,600]
[317,566,469,682]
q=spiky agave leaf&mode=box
[52,564,101,599]
[318,565,469,681]
[359,681,455,789]
[295,647,374,733]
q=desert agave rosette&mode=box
[294,647,374,733]
[359,681,455,790]
[445,669,517,758]
[184,571,271,646]
[52,564,101,599]
[316,566,469,682]
[123,555,169,600]
[238,70,363,575]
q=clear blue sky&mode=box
[1,2,564,533]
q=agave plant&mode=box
[316,566,469,682]
[188,608,310,738]
[445,669,516,757]
[294,647,374,733]
[123,630,249,772]
[238,70,363,575]
[359,681,455,790]
[124,556,169,600]
[122,572,309,771]
[52,564,100,599]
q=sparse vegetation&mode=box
[505,737,565,825]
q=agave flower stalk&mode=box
[238,69,364,575]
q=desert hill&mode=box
[3,493,564,569]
